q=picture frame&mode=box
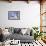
[8,11,20,20]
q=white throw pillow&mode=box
[21,28,27,35]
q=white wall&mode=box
[0,1,40,28]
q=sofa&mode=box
[4,27,34,43]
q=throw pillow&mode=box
[21,28,27,35]
[14,28,21,33]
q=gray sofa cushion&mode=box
[9,33,34,40]
[8,33,34,43]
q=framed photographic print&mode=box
[8,11,20,20]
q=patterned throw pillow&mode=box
[8,27,14,34]
[14,28,21,33]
